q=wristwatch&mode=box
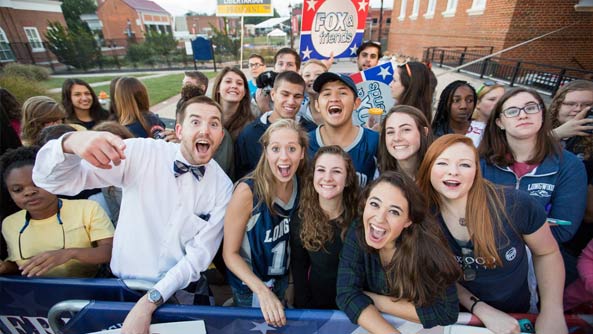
[147,289,164,306]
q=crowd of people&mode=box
[1,41,593,334]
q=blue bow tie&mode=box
[173,160,206,181]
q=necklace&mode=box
[459,218,466,226]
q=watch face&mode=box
[148,289,162,303]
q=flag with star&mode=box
[350,61,397,126]
[299,0,369,61]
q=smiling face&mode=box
[302,63,326,95]
[70,84,93,112]
[219,71,246,103]
[315,80,360,129]
[496,92,543,141]
[313,153,347,201]
[6,165,59,217]
[270,80,305,120]
[265,128,304,183]
[390,68,405,101]
[558,90,593,124]
[274,53,298,73]
[385,113,423,163]
[363,181,412,251]
[357,46,380,71]
[175,103,224,165]
[429,142,476,203]
[476,87,504,121]
[450,85,475,124]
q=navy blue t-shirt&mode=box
[227,178,300,295]
[437,188,546,313]
[308,126,378,187]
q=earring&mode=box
[500,126,505,130]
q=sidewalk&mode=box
[47,71,185,94]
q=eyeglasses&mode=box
[476,80,500,95]
[249,63,264,69]
[561,101,593,109]
[18,199,65,260]
[461,247,476,281]
[501,103,542,118]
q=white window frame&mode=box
[409,0,420,20]
[467,0,487,15]
[0,28,15,62]
[398,0,408,21]
[442,0,458,17]
[424,0,437,19]
[24,27,44,52]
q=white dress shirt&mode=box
[33,137,233,301]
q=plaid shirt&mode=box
[336,223,459,328]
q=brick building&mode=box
[365,7,393,47]
[0,0,66,66]
[97,0,172,42]
[388,0,593,70]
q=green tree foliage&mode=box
[244,8,281,24]
[209,20,240,58]
[60,0,97,30]
[145,30,177,67]
[45,21,100,70]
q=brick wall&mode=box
[97,0,144,41]
[387,0,593,70]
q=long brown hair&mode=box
[299,145,359,251]
[113,77,151,136]
[377,105,433,176]
[549,80,593,160]
[61,78,108,124]
[417,134,508,267]
[396,62,434,123]
[21,96,66,146]
[248,119,308,216]
[357,172,460,306]
[211,67,254,140]
[479,88,561,166]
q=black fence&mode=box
[423,46,593,96]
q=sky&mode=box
[153,0,393,17]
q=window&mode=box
[424,0,437,18]
[24,27,44,52]
[410,0,420,19]
[398,0,407,21]
[442,0,458,17]
[467,0,487,15]
[0,28,14,61]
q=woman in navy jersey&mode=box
[223,119,307,327]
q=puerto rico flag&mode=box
[350,61,396,126]
[299,0,369,61]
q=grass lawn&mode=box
[91,72,216,107]
[41,74,152,90]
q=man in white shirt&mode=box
[33,96,232,334]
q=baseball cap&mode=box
[313,72,358,97]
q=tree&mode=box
[45,21,100,70]
[60,0,97,30]
[145,30,177,67]
[209,21,240,58]
[244,8,281,25]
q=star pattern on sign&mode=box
[377,65,392,80]
[350,44,359,55]
[301,46,313,60]
[306,0,318,11]
[250,321,277,334]
[358,0,369,11]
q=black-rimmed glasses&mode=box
[461,247,476,281]
[18,199,65,260]
[248,63,264,69]
[561,101,593,109]
[502,103,542,118]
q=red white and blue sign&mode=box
[350,62,396,126]
[299,0,369,61]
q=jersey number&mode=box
[268,241,286,275]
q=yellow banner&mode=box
[216,4,273,16]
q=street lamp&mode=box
[289,3,294,48]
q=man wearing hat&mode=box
[308,72,379,187]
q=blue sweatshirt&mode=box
[480,149,587,243]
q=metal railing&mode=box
[423,46,593,96]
